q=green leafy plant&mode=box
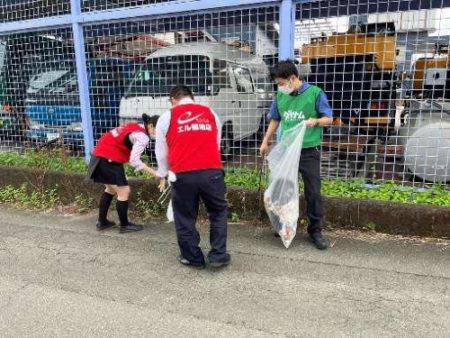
[230,212,240,223]
[0,184,59,210]
[0,150,87,173]
[0,152,449,208]
[134,192,164,219]
[363,222,377,232]
[225,168,265,190]
[74,194,95,213]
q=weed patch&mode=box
[0,151,449,208]
[0,184,59,210]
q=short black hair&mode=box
[270,60,299,80]
[142,113,159,127]
[169,85,194,100]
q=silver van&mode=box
[119,42,272,157]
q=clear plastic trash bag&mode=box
[264,122,306,248]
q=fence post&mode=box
[279,0,295,60]
[71,0,94,162]
[276,0,295,141]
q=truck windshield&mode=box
[126,55,213,97]
[27,68,77,95]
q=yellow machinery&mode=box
[301,34,396,72]
[412,50,449,99]
[298,25,449,182]
[300,25,397,127]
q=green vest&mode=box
[277,85,322,148]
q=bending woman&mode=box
[88,114,159,233]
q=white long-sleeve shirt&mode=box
[128,131,150,171]
[155,98,221,178]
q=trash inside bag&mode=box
[264,122,306,248]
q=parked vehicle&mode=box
[24,58,134,149]
[301,22,397,127]
[397,99,450,183]
[0,40,13,140]
[412,48,449,100]
[119,42,272,159]
[395,49,450,183]
[299,22,448,183]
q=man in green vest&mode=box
[260,60,333,250]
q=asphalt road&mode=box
[0,206,449,337]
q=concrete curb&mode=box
[1,166,449,238]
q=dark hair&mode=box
[270,60,299,80]
[142,114,159,127]
[169,85,194,100]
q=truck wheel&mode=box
[221,122,234,162]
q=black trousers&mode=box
[299,147,324,234]
[171,169,228,265]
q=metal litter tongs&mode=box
[157,171,177,205]
[157,184,171,204]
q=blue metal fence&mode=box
[0,0,292,162]
[0,0,448,185]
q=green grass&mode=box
[0,184,58,210]
[224,169,449,207]
[74,193,96,213]
[0,150,87,173]
[0,150,449,207]
[134,191,164,219]
[320,179,450,207]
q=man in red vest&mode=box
[88,114,159,233]
[155,85,230,269]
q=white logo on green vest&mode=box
[283,110,305,121]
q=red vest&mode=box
[93,123,147,164]
[167,104,222,173]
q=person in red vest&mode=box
[88,114,159,233]
[155,85,230,269]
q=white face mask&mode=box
[150,134,156,141]
[278,80,295,95]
